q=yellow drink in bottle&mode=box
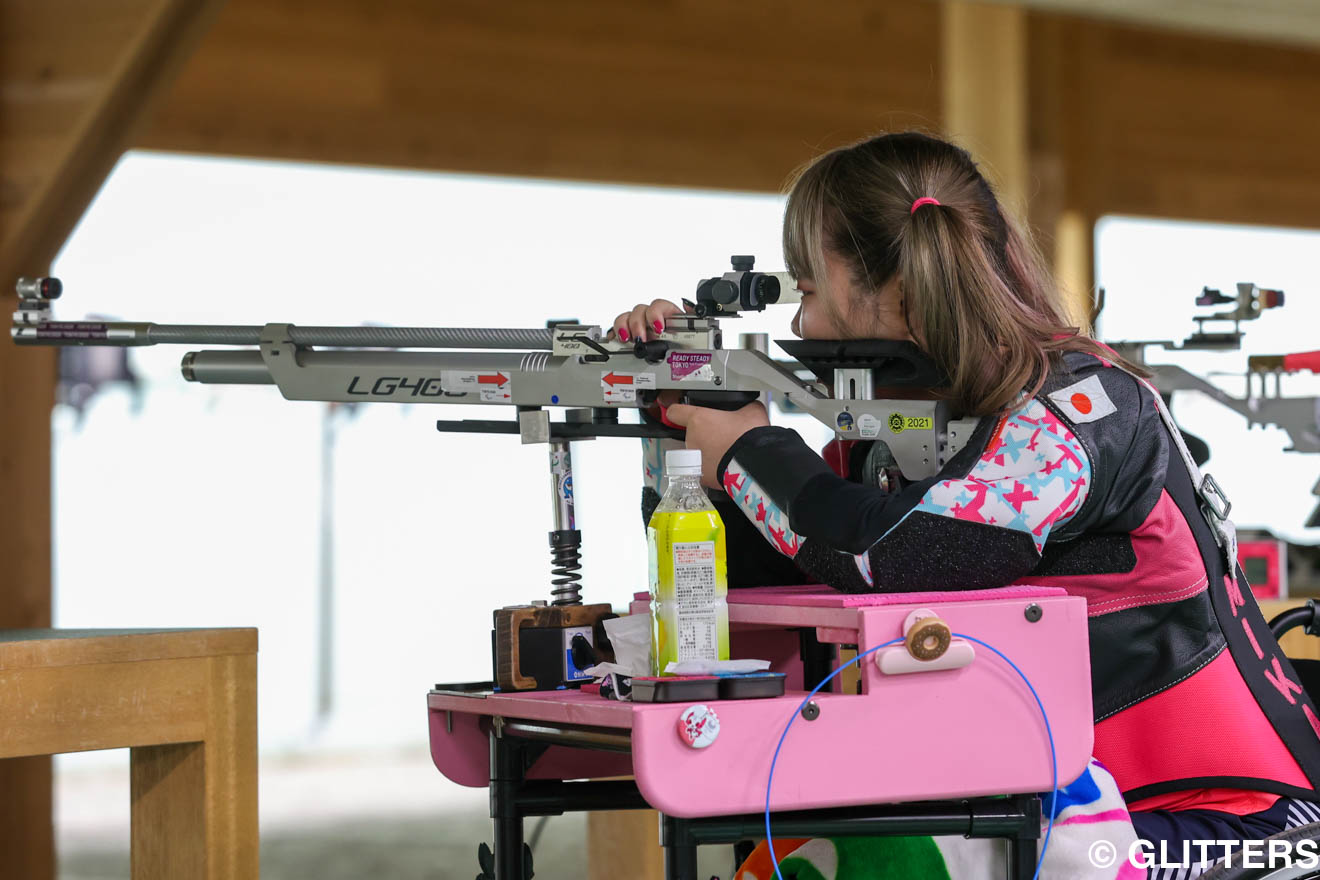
[647,449,729,675]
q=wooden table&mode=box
[0,628,258,879]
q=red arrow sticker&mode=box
[601,371,654,404]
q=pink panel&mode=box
[631,594,1093,817]
[427,592,1093,819]
[428,688,636,729]
[428,707,633,786]
[428,707,490,788]
[728,584,1066,607]
[527,746,633,781]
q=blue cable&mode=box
[763,632,1059,880]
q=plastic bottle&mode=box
[647,449,729,675]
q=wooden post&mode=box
[941,3,1097,327]
[1025,13,1099,326]
[587,811,664,880]
[0,3,226,873]
[940,1,1030,215]
[0,278,56,879]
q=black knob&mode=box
[16,277,61,300]
[711,279,738,304]
[570,634,597,670]
[634,339,669,363]
[731,255,755,271]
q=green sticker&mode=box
[889,414,933,433]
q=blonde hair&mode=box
[783,131,1138,417]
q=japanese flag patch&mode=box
[1048,374,1116,423]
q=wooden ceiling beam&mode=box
[0,0,228,283]
[140,0,943,193]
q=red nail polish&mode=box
[653,320,663,332]
[619,328,629,342]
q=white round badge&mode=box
[677,704,720,749]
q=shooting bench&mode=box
[430,585,1093,879]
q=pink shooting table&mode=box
[429,585,1094,880]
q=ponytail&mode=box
[784,131,1145,417]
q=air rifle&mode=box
[11,257,978,689]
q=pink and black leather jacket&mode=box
[709,350,1320,809]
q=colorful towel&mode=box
[735,760,1141,880]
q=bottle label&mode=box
[672,541,716,602]
[672,541,718,661]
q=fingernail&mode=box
[653,320,663,332]
[618,328,629,342]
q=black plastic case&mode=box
[630,672,786,702]
[718,672,785,699]
[630,676,720,703]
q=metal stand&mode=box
[482,719,1041,880]
[799,628,836,693]
[490,728,529,877]
[660,797,1040,880]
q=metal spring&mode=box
[550,541,582,606]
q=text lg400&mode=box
[345,376,463,397]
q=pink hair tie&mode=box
[910,197,941,214]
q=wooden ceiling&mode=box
[3,0,1320,290]
[1002,0,1320,49]
[1,0,225,279]
[136,1,943,190]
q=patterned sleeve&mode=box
[715,397,1093,592]
[641,435,810,588]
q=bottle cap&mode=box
[666,448,702,475]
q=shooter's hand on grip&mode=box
[663,401,770,489]
[612,298,688,424]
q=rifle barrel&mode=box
[15,321,554,350]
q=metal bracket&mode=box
[1199,472,1232,521]
[518,409,551,444]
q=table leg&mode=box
[1007,834,1039,880]
[490,730,526,878]
[130,654,258,880]
[1006,795,1040,880]
[131,742,207,878]
[660,815,699,880]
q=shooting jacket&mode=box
[695,351,1320,812]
